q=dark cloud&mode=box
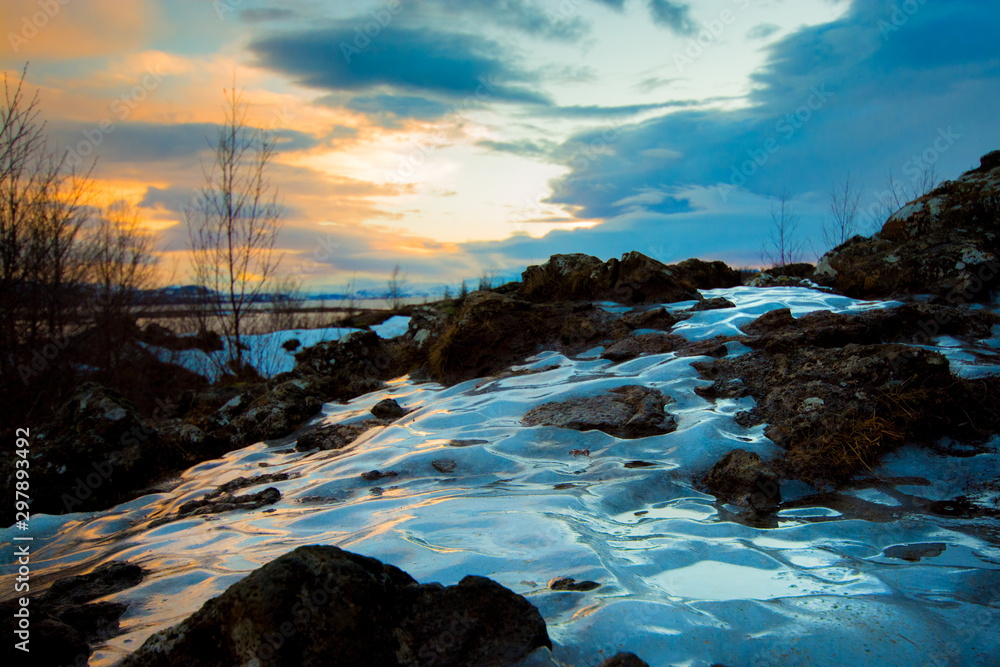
[544,0,1000,222]
[250,25,549,104]
[429,0,588,41]
[344,94,453,127]
[647,0,695,34]
[746,23,781,40]
[240,8,297,23]
[50,122,318,165]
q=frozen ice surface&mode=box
[3,287,998,666]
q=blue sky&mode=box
[2,0,998,289]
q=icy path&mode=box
[3,288,999,666]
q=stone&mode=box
[522,386,677,439]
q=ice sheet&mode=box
[3,287,998,667]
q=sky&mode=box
[2,0,998,291]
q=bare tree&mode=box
[459,279,468,298]
[1,65,92,406]
[267,275,303,332]
[187,83,283,376]
[823,174,863,249]
[761,192,804,268]
[386,263,407,310]
[865,166,941,232]
[84,200,157,375]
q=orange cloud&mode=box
[2,0,152,59]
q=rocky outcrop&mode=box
[521,252,739,305]
[120,545,551,667]
[689,296,736,311]
[522,385,677,439]
[0,383,200,515]
[1,561,145,666]
[696,307,1000,485]
[816,150,1000,301]
[702,449,781,512]
[371,398,407,420]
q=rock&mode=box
[521,252,739,305]
[618,306,684,332]
[739,304,1000,353]
[670,258,742,290]
[816,150,1000,301]
[361,470,397,481]
[177,487,281,518]
[747,272,814,288]
[371,398,406,420]
[595,654,651,667]
[1,560,146,665]
[549,577,600,592]
[601,333,685,361]
[431,458,457,474]
[427,291,548,383]
[225,378,324,444]
[281,338,301,352]
[522,386,677,439]
[703,449,781,512]
[296,420,382,452]
[695,340,1000,485]
[119,545,550,667]
[0,383,188,515]
[689,297,736,311]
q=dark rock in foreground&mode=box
[1,561,145,666]
[119,545,551,667]
[522,385,677,439]
[371,398,407,420]
[703,449,781,512]
[596,654,651,667]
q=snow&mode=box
[3,286,998,666]
[139,322,412,380]
[371,315,412,339]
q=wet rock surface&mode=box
[601,333,685,361]
[549,577,600,592]
[816,150,1000,301]
[522,385,677,439]
[689,296,737,311]
[295,419,383,452]
[119,545,551,667]
[702,449,781,512]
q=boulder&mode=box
[371,398,407,420]
[816,150,1000,301]
[119,545,550,667]
[689,297,736,312]
[703,449,781,512]
[0,383,188,515]
[522,385,677,439]
[1,561,145,665]
[521,252,739,305]
[601,333,685,362]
